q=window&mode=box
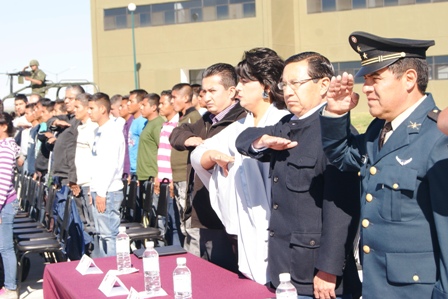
[243,3,256,17]
[217,5,230,19]
[323,0,337,11]
[189,69,205,85]
[104,0,256,30]
[307,0,447,13]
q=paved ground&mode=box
[19,253,46,299]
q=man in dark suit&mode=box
[320,31,448,298]
[236,52,361,299]
[170,63,246,273]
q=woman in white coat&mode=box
[191,48,290,284]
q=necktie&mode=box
[378,122,392,150]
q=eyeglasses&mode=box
[277,77,320,91]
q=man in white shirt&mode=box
[88,92,125,257]
[73,93,98,233]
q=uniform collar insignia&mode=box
[408,121,421,130]
[357,46,361,52]
[396,156,412,166]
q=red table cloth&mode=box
[43,252,275,299]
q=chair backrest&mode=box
[44,186,57,232]
[156,178,170,229]
[55,194,73,247]
[125,175,138,222]
[26,179,40,220]
[120,174,129,218]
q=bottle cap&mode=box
[176,257,186,265]
[279,273,291,282]
[146,241,154,248]
[118,226,126,233]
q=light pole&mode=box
[128,3,138,89]
[46,66,77,82]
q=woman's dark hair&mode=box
[0,112,15,137]
[236,47,285,109]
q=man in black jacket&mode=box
[170,63,246,273]
[50,85,85,188]
[236,52,361,298]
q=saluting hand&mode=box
[325,72,359,115]
[253,134,298,151]
[184,136,203,147]
[211,152,235,177]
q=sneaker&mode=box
[0,287,18,299]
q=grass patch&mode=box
[351,112,374,134]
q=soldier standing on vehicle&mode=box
[23,59,46,97]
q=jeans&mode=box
[91,190,123,257]
[0,199,19,290]
[80,186,96,234]
[152,192,181,246]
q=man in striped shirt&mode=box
[156,90,180,245]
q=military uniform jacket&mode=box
[30,69,46,96]
[236,111,361,296]
[320,94,448,299]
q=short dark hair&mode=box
[55,99,67,112]
[0,112,15,137]
[90,92,111,114]
[36,98,54,113]
[129,89,148,103]
[202,63,237,89]
[285,52,335,80]
[160,90,172,97]
[191,84,201,97]
[236,47,285,109]
[389,58,429,93]
[145,93,160,107]
[26,103,36,110]
[15,94,28,103]
[172,83,193,102]
[75,93,92,106]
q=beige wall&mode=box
[91,0,448,110]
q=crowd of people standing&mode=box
[1,30,448,299]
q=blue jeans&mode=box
[91,191,123,257]
[298,295,352,299]
[0,199,19,290]
[152,193,180,246]
[80,186,96,234]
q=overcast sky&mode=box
[0,0,93,108]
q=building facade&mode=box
[90,0,448,113]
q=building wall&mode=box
[91,0,448,111]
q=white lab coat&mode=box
[191,104,290,284]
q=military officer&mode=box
[23,59,46,97]
[320,31,448,298]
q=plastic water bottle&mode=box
[143,241,161,294]
[116,226,131,272]
[173,257,192,299]
[276,273,297,299]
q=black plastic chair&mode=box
[126,178,169,246]
[15,194,72,293]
